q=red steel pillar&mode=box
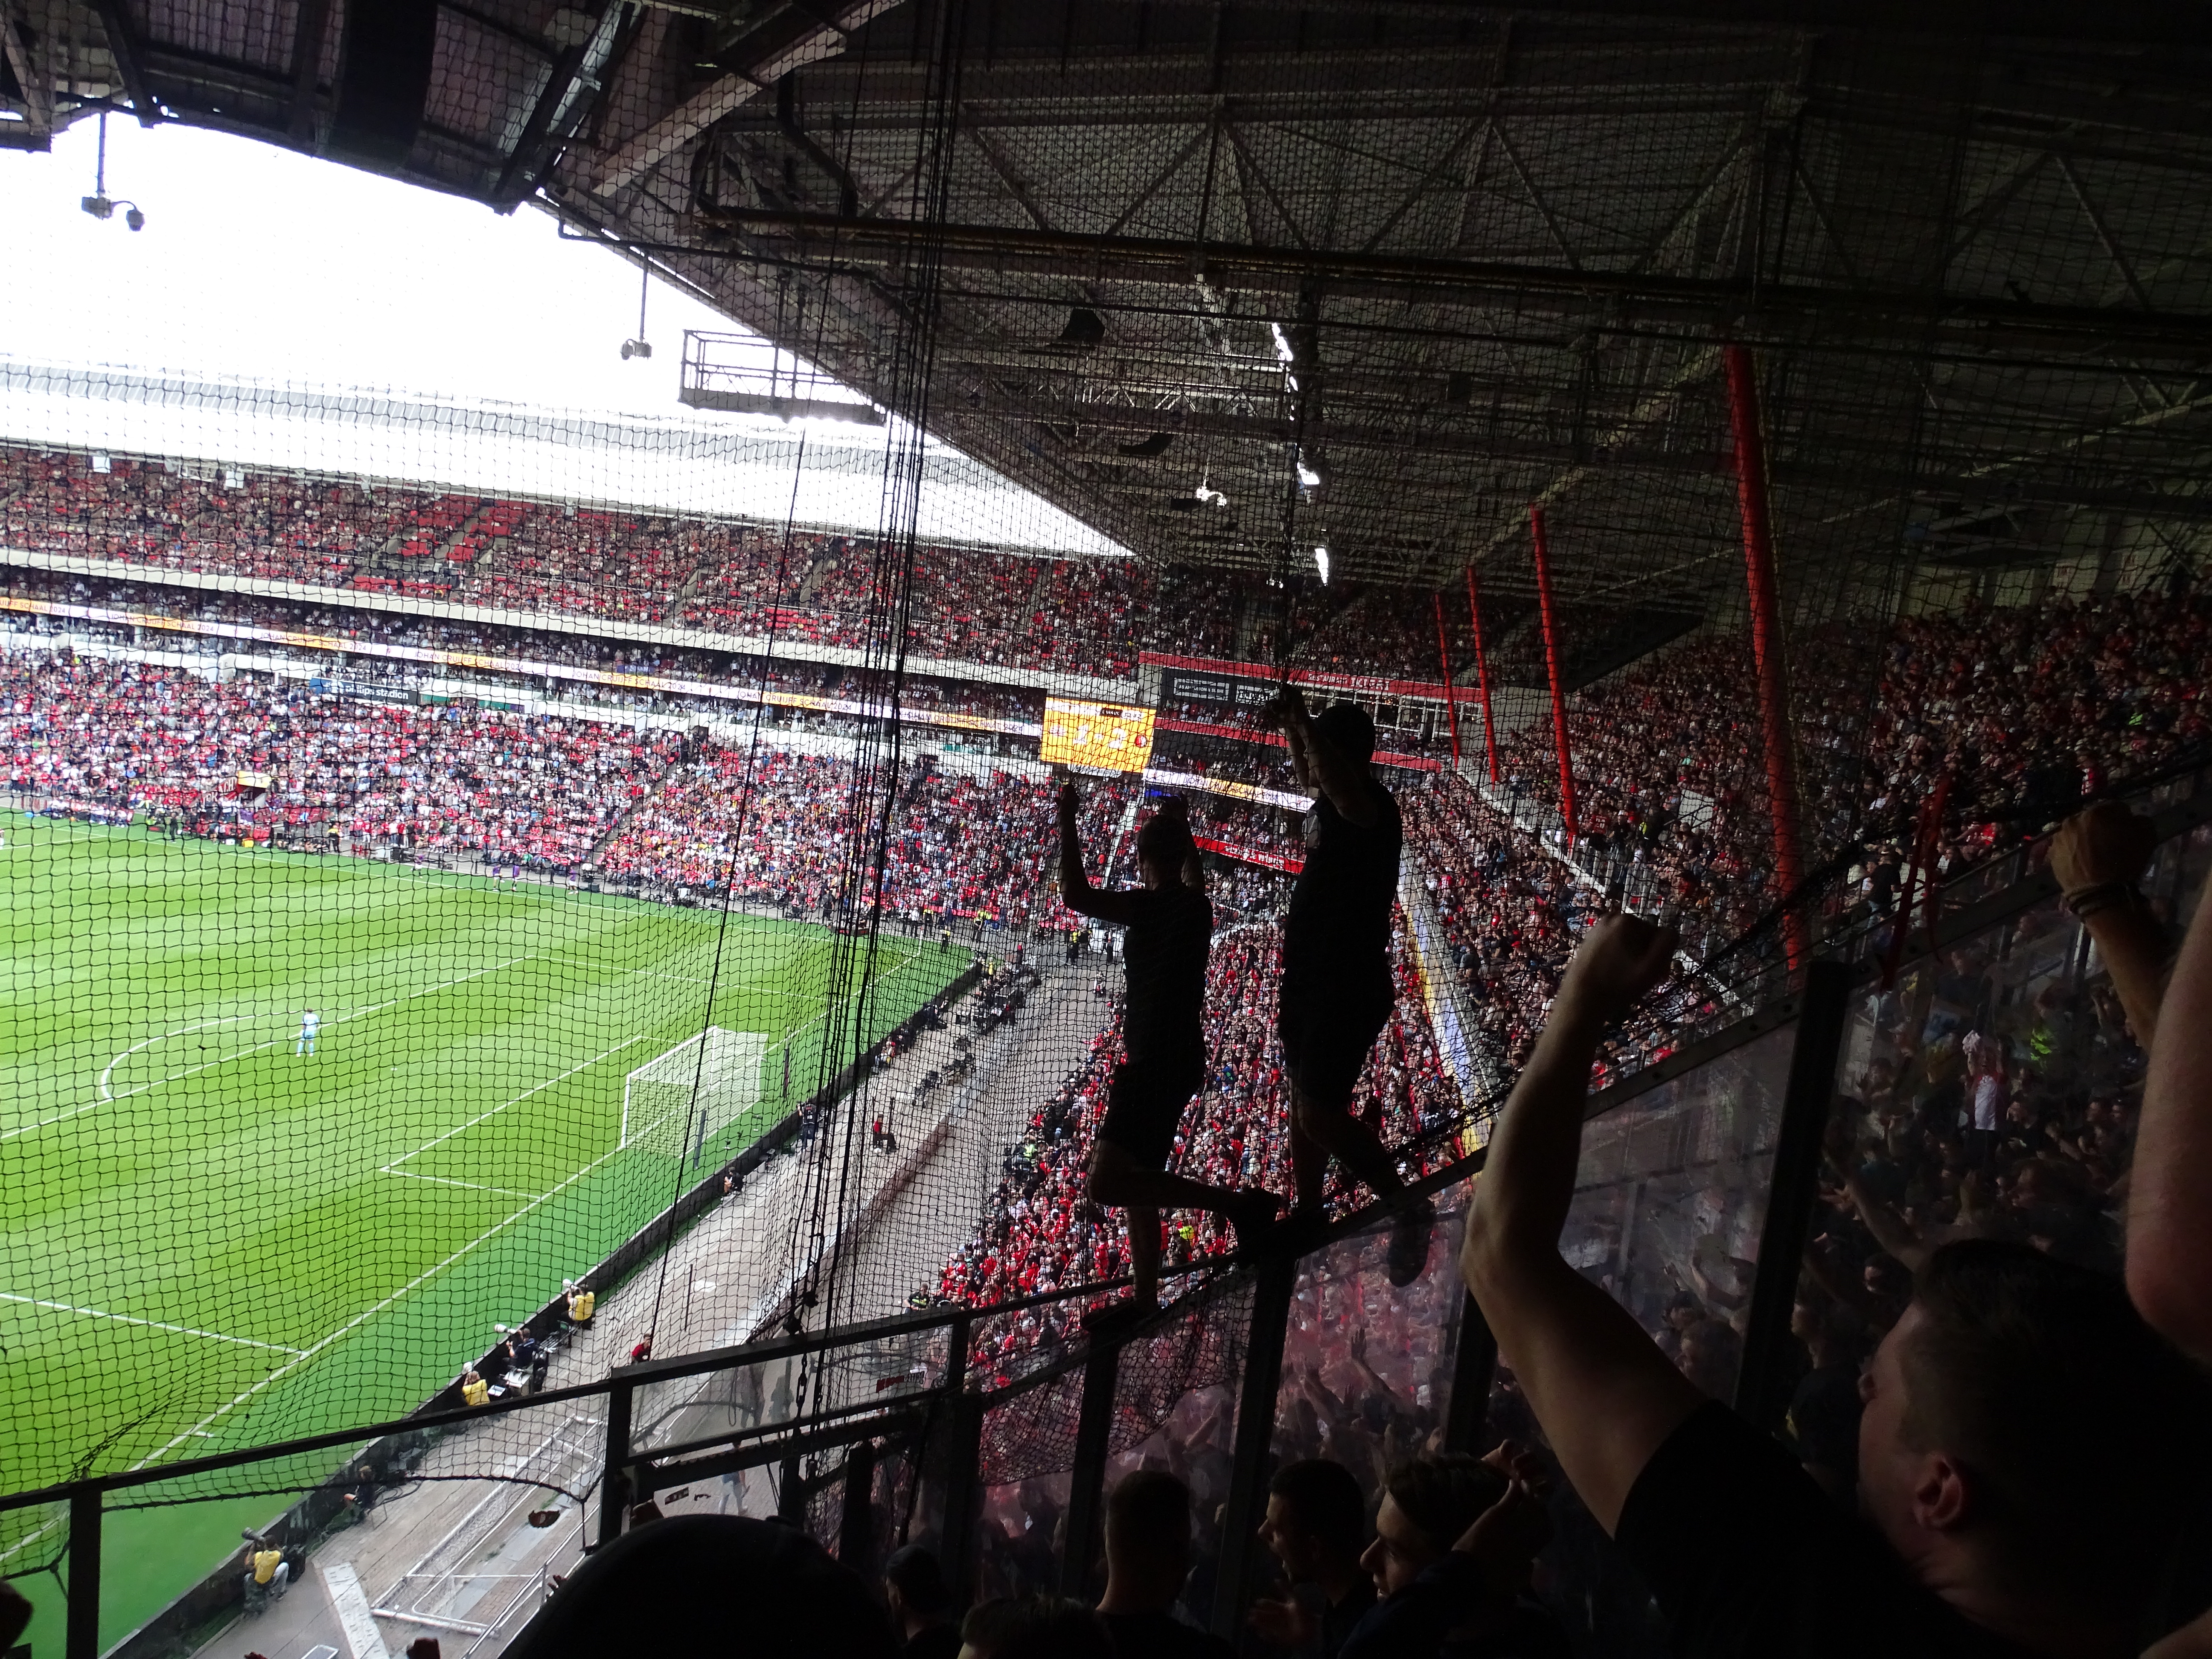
[1724,343,1808,969]
[1528,505,1577,843]
[1464,564,1502,784]
[1432,591,1461,767]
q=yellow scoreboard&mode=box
[1040,698,1156,772]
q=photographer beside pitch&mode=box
[1461,910,2209,1657]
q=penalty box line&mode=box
[378,1036,648,1192]
[0,1292,306,1356]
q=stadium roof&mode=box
[0,356,1126,554]
[8,1,2212,618]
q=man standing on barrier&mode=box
[1058,781,1280,1326]
[1266,686,1434,1285]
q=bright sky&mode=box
[0,119,1123,553]
[1,117,740,411]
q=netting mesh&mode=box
[5,1,2212,1649]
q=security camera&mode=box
[125,207,145,231]
[620,339,652,360]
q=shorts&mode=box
[1278,972,1394,1108]
[1096,1054,1204,1170]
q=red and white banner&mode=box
[1151,716,1442,772]
[1141,649,1451,703]
[1194,835,1304,874]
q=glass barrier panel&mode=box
[972,1364,1085,1601]
[1786,820,2212,1509]
[1483,1016,1801,1657]
[1272,1183,1473,1500]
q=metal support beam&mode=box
[67,1486,100,1659]
[89,0,158,122]
[1209,1254,1297,1640]
[596,1379,633,1548]
[681,206,2212,356]
[1432,591,1461,768]
[1724,344,1808,970]
[1528,505,1577,841]
[938,1391,987,1607]
[1442,1292,1500,1454]
[838,1438,876,1573]
[1732,960,1853,1432]
[1464,565,1502,785]
[1059,1342,1121,1598]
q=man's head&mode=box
[1857,1240,2207,1628]
[1311,703,1377,770]
[1360,1454,1507,1598]
[1261,1458,1368,1580]
[882,1544,950,1629]
[1101,1469,1192,1610]
[1133,797,1198,888]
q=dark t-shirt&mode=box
[1101,1608,1235,1659]
[900,1626,961,1659]
[1284,782,1401,992]
[1323,1578,1379,1658]
[1784,1363,1863,1482]
[1615,1402,2041,1658]
[1120,884,1211,1067]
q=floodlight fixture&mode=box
[79,111,146,230]
[620,339,652,360]
[1314,544,1331,585]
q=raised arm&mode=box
[2051,803,2167,1050]
[1458,914,1704,1534]
[1267,684,1379,828]
[1057,781,1138,928]
[2131,867,2212,1368]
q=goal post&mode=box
[620,1027,768,1159]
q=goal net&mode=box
[620,1027,768,1160]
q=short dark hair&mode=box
[1134,796,1196,871]
[1380,1453,1507,1554]
[959,1596,1114,1659]
[1901,1240,2209,1611]
[882,1543,949,1615]
[1312,702,1377,766]
[1104,1468,1190,1562]
[1269,1458,1368,1556]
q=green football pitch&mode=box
[0,815,960,1647]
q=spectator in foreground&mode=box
[503,1514,896,1658]
[959,1595,1115,1659]
[2128,817,2212,1369]
[1249,1457,1378,1656]
[1337,1450,1567,1659]
[1094,1469,1231,1659]
[885,1543,961,1659]
[1265,687,1432,1284]
[1058,783,1278,1321]
[1459,912,2210,1656]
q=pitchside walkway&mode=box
[183,962,1105,1659]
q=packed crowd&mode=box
[595,748,1127,932]
[3,652,678,866]
[3,445,1300,681]
[1492,587,2211,962]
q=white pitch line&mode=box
[0,1292,306,1355]
[135,1128,635,1469]
[376,1169,544,1200]
[381,1036,646,1168]
[5,952,540,1144]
